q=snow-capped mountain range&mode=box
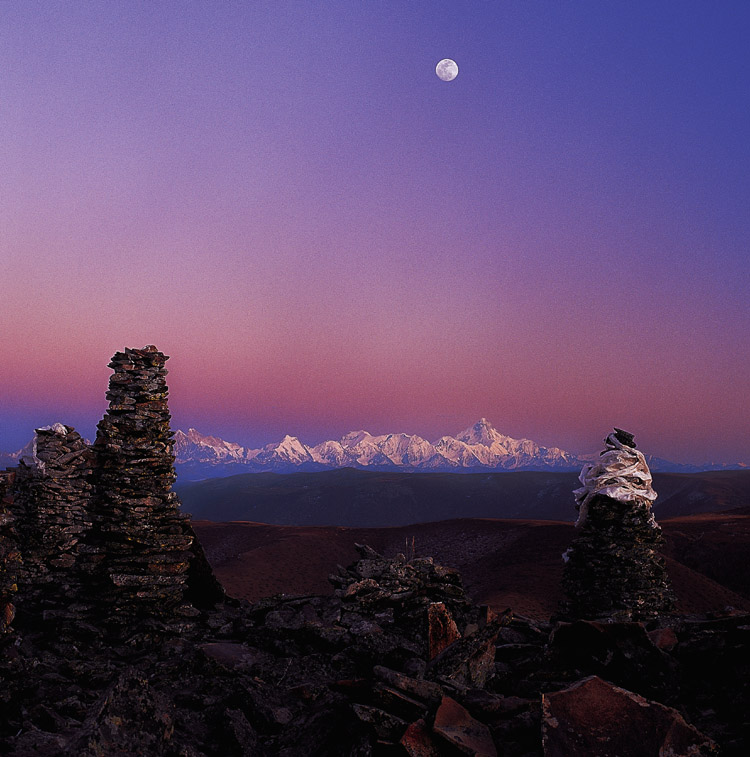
[173,419,583,478]
[170,420,748,480]
[2,420,745,481]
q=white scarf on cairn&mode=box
[573,432,657,528]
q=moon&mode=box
[436,59,458,81]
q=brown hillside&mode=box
[194,513,750,620]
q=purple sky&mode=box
[1,2,749,465]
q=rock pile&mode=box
[3,538,737,756]
[329,542,477,656]
[94,347,199,630]
[10,425,96,627]
[560,428,675,621]
[0,472,20,636]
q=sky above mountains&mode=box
[1,2,749,465]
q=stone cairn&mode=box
[10,425,96,627]
[0,472,20,636]
[94,346,198,629]
[560,428,675,621]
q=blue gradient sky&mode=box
[1,2,749,464]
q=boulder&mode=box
[542,675,716,757]
[433,695,497,756]
[400,718,441,756]
[428,611,511,688]
[428,601,461,659]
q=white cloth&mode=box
[573,432,656,527]
[38,423,69,435]
[18,423,70,472]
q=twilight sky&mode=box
[1,1,749,465]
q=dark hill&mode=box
[177,468,750,526]
[193,510,750,620]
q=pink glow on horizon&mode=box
[1,3,748,465]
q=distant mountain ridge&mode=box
[173,419,580,479]
[2,420,745,480]
[171,419,746,480]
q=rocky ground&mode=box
[1,543,747,756]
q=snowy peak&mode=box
[457,418,505,447]
[378,433,435,467]
[449,419,579,470]
[433,436,482,468]
[173,428,258,463]
[168,420,743,477]
[3,423,742,481]
[339,430,374,448]
[311,420,580,472]
[173,429,319,473]
[171,420,584,475]
[260,435,313,465]
[309,440,349,467]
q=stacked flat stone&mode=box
[560,429,675,621]
[95,346,196,627]
[0,472,20,635]
[10,425,95,625]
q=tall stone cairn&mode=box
[10,425,96,626]
[0,472,21,636]
[560,428,675,621]
[95,346,197,627]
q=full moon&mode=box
[436,58,458,82]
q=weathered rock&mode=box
[372,683,429,721]
[433,695,497,756]
[428,611,511,688]
[221,708,260,755]
[200,642,270,672]
[460,689,532,719]
[373,665,443,704]
[669,613,750,753]
[72,668,176,756]
[541,675,716,757]
[648,626,679,651]
[351,702,408,741]
[0,472,20,636]
[335,546,472,615]
[428,601,461,660]
[400,718,441,756]
[547,619,675,698]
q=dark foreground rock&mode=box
[542,675,715,757]
[0,472,20,636]
[1,543,748,755]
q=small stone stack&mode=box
[0,472,21,636]
[329,543,476,648]
[560,428,675,621]
[94,346,197,628]
[10,425,96,626]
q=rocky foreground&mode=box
[0,541,748,755]
[1,348,748,755]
